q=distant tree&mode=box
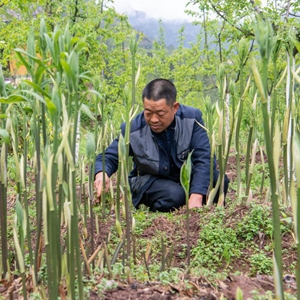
[0,0,135,116]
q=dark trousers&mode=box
[139,174,229,212]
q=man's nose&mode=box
[150,114,159,122]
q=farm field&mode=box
[0,153,298,299]
[1,1,300,299]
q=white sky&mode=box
[113,0,197,21]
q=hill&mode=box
[127,10,202,49]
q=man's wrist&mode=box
[188,193,203,209]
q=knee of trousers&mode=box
[161,185,186,209]
[171,186,186,204]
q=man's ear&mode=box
[173,102,180,113]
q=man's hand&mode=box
[188,193,203,209]
[94,172,110,200]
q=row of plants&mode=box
[0,4,299,300]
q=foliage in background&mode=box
[0,0,300,299]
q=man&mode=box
[94,78,228,212]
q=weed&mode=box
[236,204,273,241]
[191,211,241,270]
[279,210,294,234]
[249,252,273,275]
[158,267,183,285]
[178,243,187,259]
[251,290,297,300]
[133,264,151,281]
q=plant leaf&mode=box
[0,95,27,104]
[81,103,95,120]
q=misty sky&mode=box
[113,0,197,20]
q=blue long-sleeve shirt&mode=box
[95,104,215,207]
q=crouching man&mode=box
[94,78,229,212]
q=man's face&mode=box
[143,98,179,133]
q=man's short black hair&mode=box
[142,78,177,105]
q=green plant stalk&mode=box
[245,125,253,190]
[246,139,258,198]
[289,118,294,206]
[88,99,100,267]
[290,116,294,186]
[13,202,27,300]
[111,240,125,265]
[180,152,193,268]
[160,236,166,272]
[293,131,300,299]
[101,144,107,218]
[271,56,278,140]
[16,182,25,258]
[222,81,236,195]
[65,168,76,299]
[296,189,300,300]
[71,169,84,300]
[33,114,43,282]
[115,160,122,221]
[18,202,27,300]
[224,81,236,164]
[205,101,215,192]
[69,72,84,300]
[209,135,215,193]
[143,253,152,281]
[87,161,95,269]
[103,242,112,279]
[186,205,191,269]
[235,65,244,198]
[259,146,266,197]
[21,272,27,300]
[21,37,49,281]
[22,115,34,279]
[122,94,134,267]
[53,161,62,278]
[0,68,8,277]
[260,60,284,299]
[88,160,95,268]
[39,18,48,149]
[216,104,225,205]
[284,50,293,203]
[46,204,59,299]
[58,160,66,229]
[131,48,136,107]
[80,160,86,229]
[118,33,138,266]
[45,98,61,300]
[283,141,288,203]
[122,157,131,265]
[0,144,8,277]
[27,31,47,268]
[132,233,137,265]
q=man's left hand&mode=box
[188,193,203,209]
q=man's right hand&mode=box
[94,172,110,200]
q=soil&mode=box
[1,152,298,299]
[95,210,297,300]
[89,152,297,299]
